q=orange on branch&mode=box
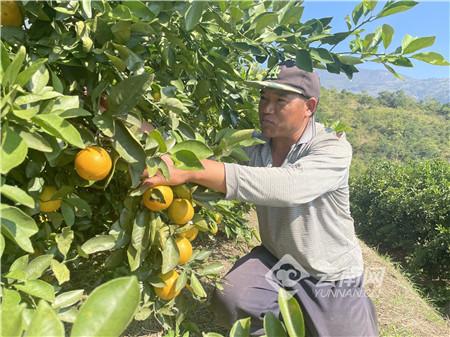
[154,270,180,301]
[143,186,174,211]
[175,237,193,265]
[178,226,199,241]
[168,199,194,225]
[75,146,112,181]
[39,186,62,213]
[1,1,23,27]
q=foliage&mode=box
[1,0,447,335]
[316,88,450,176]
[350,159,450,310]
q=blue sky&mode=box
[302,0,450,79]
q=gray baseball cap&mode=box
[246,60,321,98]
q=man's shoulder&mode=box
[309,122,352,154]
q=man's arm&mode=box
[141,156,226,193]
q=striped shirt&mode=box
[224,119,364,281]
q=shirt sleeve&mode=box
[224,135,352,206]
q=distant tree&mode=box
[377,90,416,108]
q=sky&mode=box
[302,0,450,79]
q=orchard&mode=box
[1,1,447,337]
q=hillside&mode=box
[315,88,450,175]
[318,68,450,103]
[125,211,449,337]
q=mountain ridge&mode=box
[318,68,450,103]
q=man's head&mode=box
[252,61,320,139]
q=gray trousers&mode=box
[210,246,379,337]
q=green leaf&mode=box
[24,300,64,337]
[81,235,116,254]
[251,12,278,34]
[279,2,303,26]
[278,288,305,337]
[161,237,179,274]
[402,36,435,54]
[377,1,418,18]
[170,140,213,160]
[16,58,48,87]
[14,280,55,302]
[53,289,84,309]
[1,127,28,174]
[71,276,140,337]
[184,1,207,31]
[352,2,364,25]
[197,262,224,276]
[15,91,62,105]
[147,129,167,152]
[51,259,70,285]
[32,114,85,149]
[81,0,92,18]
[381,24,394,49]
[108,73,151,116]
[122,1,154,19]
[175,270,188,293]
[105,51,126,72]
[113,120,146,164]
[264,311,287,337]
[25,254,53,280]
[0,233,5,259]
[310,48,334,64]
[61,202,75,226]
[3,45,26,87]
[411,52,450,66]
[93,114,114,137]
[17,130,52,152]
[1,204,38,253]
[173,150,203,170]
[337,55,363,65]
[0,184,35,208]
[58,108,91,119]
[1,298,24,337]
[383,64,403,79]
[160,97,189,114]
[190,273,207,298]
[229,317,251,337]
[55,227,74,258]
[29,65,49,93]
[295,50,313,72]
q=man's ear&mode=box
[305,97,318,116]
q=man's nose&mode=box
[262,101,276,115]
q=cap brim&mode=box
[244,80,305,95]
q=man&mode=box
[142,61,379,337]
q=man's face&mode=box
[258,88,315,139]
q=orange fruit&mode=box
[143,186,174,211]
[178,226,199,241]
[168,199,194,225]
[1,1,23,27]
[40,186,62,213]
[75,146,112,181]
[154,270,180,300]
[175,237,192,265]
[213,212,223,224]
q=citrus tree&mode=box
[1,1,448,336]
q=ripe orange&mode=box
[75,146,112,181]
[178,226,199,241]
[1,1,23,27]
[143,186,174,211]
[40,186,62,213]
[168,199,194,225]
[175,237,192,265]
[154,270,180,300]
